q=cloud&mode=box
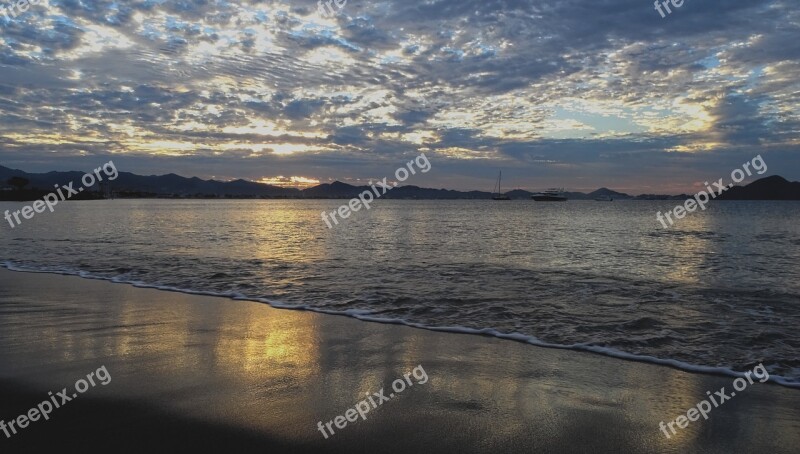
[0,0,798,192]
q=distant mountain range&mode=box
[1,164,798,201]
[717,175,800,200]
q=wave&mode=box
[3,260,799,390]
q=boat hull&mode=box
[532,195,567,201]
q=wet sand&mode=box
[0,268,798,453]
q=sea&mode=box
[2,199,799,387]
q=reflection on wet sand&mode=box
[1,269,799,452]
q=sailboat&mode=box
[492,171,511,200]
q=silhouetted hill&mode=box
[384,185,491,199]
[0,165,299,198]
[301,181,493,199]
[3,165,797,201]
[301,181,362,198]
[634,193,692,200]
[587,188,632,199]
[718,175,800,200]
[0,165,86,190]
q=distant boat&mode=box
[492,171,511,200]
[532,188,567,202]
[594,195,613,202]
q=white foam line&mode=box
[2,261,799,389]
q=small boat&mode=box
[532,188,567,202]
[492,171,511,200]
[594,195,613,202]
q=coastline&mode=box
[5,262,798,390]
[0,268,798,453]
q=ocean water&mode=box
[1,199,799,387]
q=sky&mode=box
[0,0,798,193]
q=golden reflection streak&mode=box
[211,302,320,381]
[662,209,715,284]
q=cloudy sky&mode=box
[0,0,798,193]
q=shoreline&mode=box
[0,268,798,452]
[3,263,798,390]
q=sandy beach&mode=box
[0,268,798,453]
[3,0,800,452]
